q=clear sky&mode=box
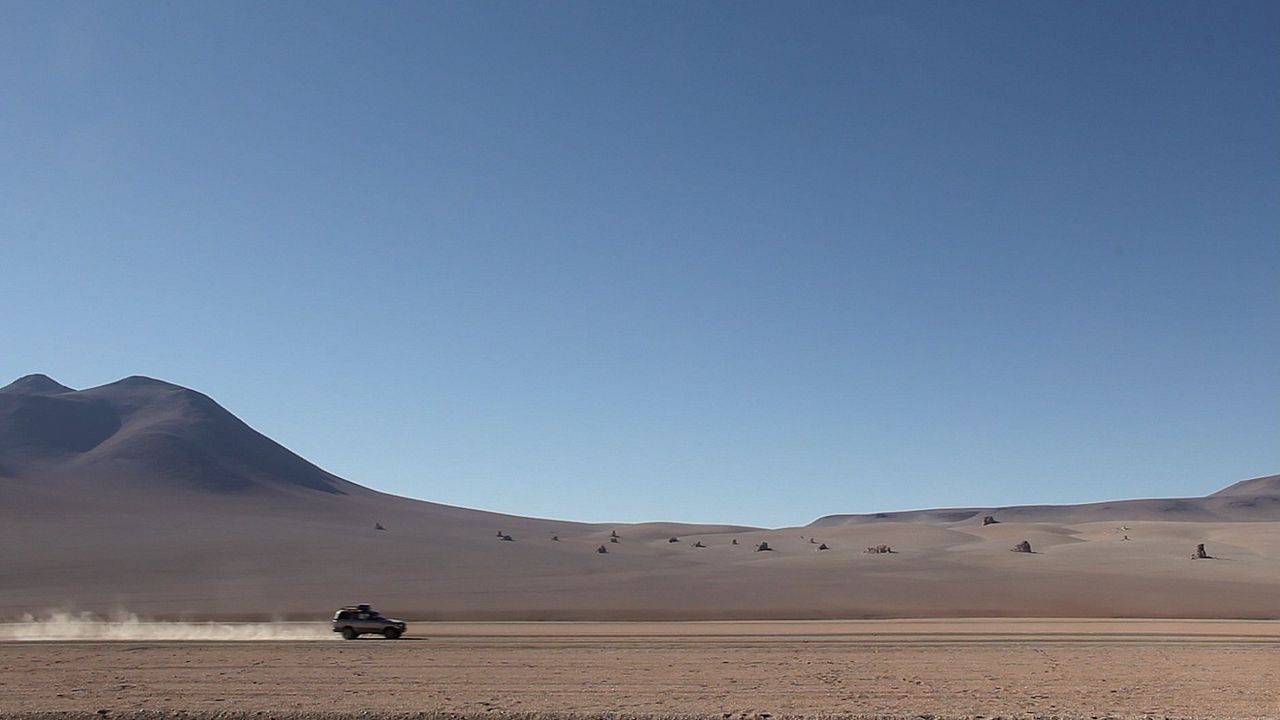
[2,1,1277,527]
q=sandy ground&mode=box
[2,620,1278,720]
[5,511,1280,621]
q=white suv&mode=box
[331,604,407,639]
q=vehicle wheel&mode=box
[341,627,358,640]
[383,627,401,639]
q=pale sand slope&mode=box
[1,621,1278,719]
[2,491,1277,619]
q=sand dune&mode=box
[1,374,1277,621]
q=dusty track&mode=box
[2,621,1279,720]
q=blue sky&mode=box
[2,1,1277,526]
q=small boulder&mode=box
[610,536,619,543]
[597,545,608,554]
[375,523,385,531]
[611,530,619,538]
[668,537,680,543]
[817,543,829,551]
[1012,540,1033,553]
[1191,543,1210,559]
[731,539,739,545]
[982,515,998,526]
[693,541,706,548]
[500,534,514,542]
[551,535,560,541]
[756,542,773,552]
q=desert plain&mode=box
[3,376,1279,719]
[2,619,1279,720]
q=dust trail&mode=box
[0,611,331,640]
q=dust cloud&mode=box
[0,611,330,641]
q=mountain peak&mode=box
[117,376,179,386]
[0,374,76,396]
[110,375,186,390]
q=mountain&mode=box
[0,374,354,496]
[1,374,1277,622]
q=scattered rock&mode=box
[551,535,560,541]
[610,536,619,543]
[864,544,893,554]
[1191,543,1211,559]
[500,534,514,542]
[1012,540,1033,553]
[809,538,817,544]
[597,545,608,554]
[668,537,680,543]
[693,541,706,548]
[374,523,385,531]
[496,530,504,537]
[611,530,619,538]
[817,543,829,551]
[731,539,739,545]
[756,542,773,552]
[982,515,998,526]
